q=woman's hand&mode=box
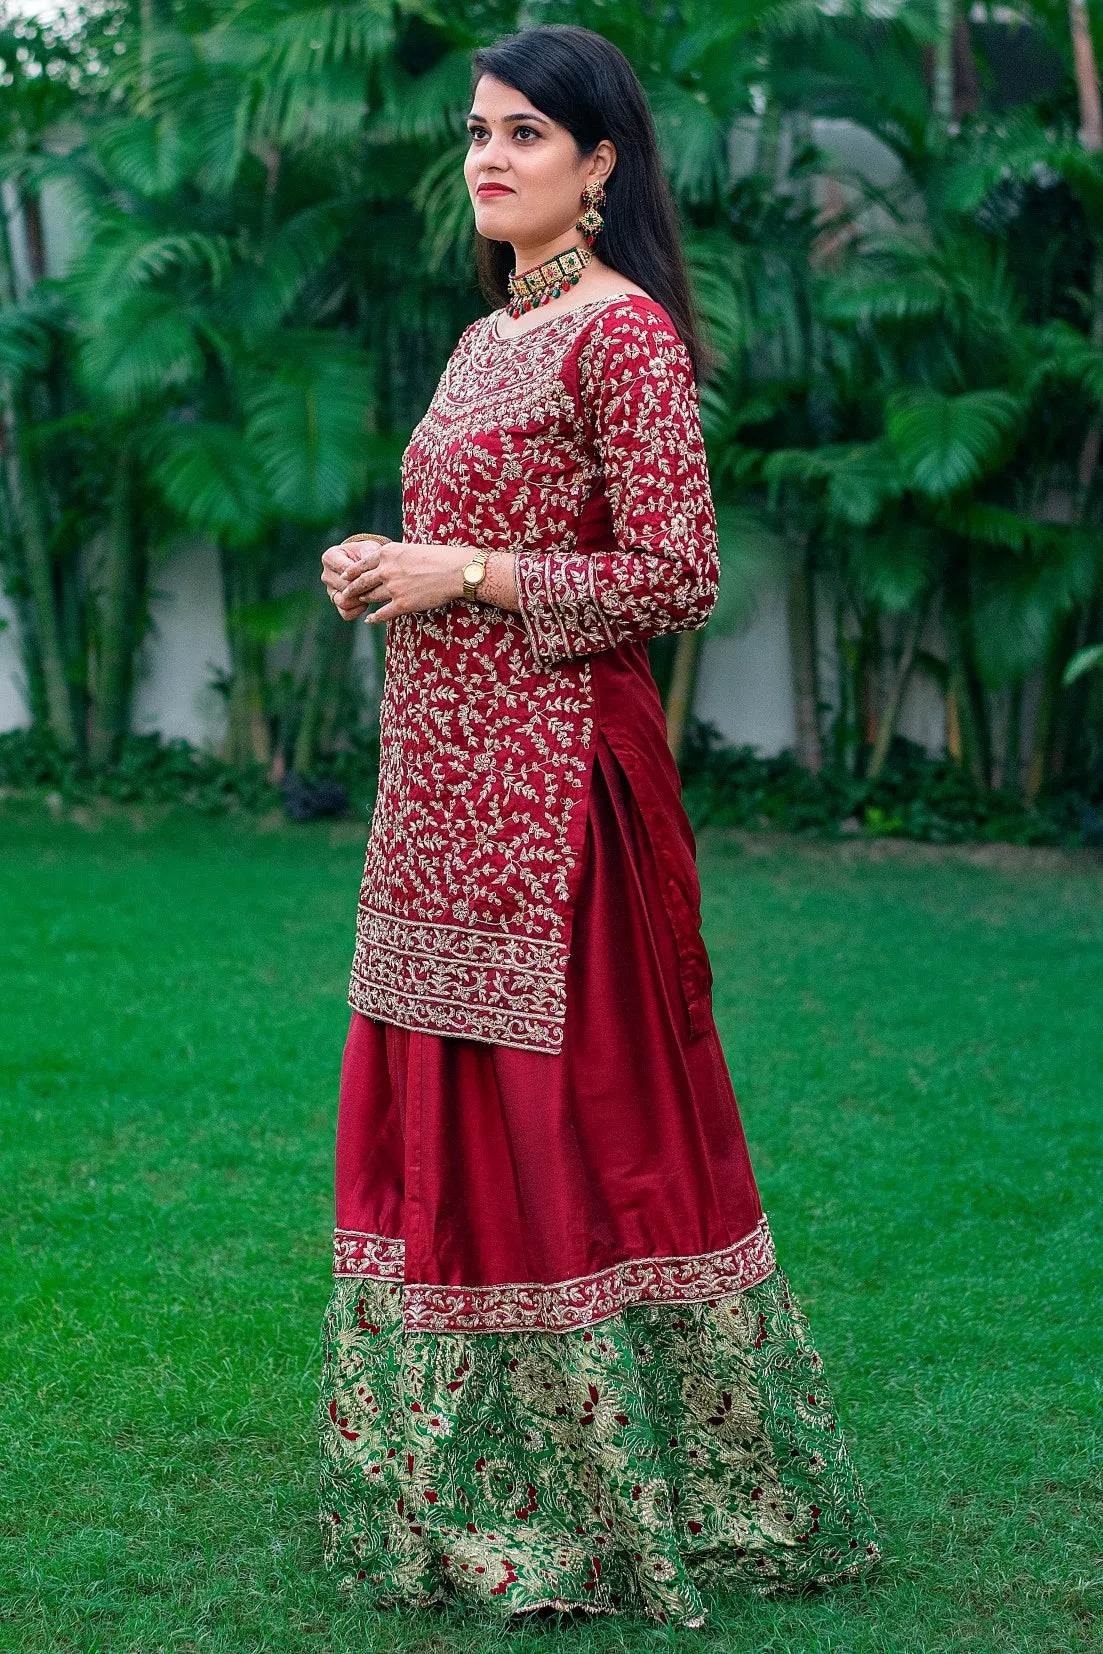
[321,536,383,622]
[341,540,470,624]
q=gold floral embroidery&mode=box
[318,1268,880,1624]
[516,309,719,667]
[349,298,718,1055]
[332,1216,778,1334]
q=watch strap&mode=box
[462,549,491,601]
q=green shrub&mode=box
[0,729,377,816]
[3,721,1101,845]
[680,721,1103,848]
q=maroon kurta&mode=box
[349,295,719,1055]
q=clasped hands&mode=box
[320,535,475,624]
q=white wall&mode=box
[129,538,382,750]
[131,539,232,747]
[696,582,797,752]
[0,594,30,731]
[1,572,948,761]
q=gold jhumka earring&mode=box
[575,180,606,247]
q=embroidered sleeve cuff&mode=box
[515,548,620,669]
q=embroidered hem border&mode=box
[349,906,569,1055]
[331,1215,777,1334]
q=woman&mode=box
[316,23,878,1627]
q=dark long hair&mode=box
[470,25,707,380]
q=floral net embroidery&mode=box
[317,1269,880,1625]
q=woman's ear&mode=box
[588,138,617,187]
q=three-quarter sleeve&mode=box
[515,305,719,670]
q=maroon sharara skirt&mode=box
[333,733,767,1326]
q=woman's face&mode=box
[464,74,613,253]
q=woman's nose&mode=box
[478,131,512,169]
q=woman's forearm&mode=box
[480,551,520,613]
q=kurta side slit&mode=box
[317,296,878,1624]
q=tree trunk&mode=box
[1027,617,1076,800]
[867,601,927,779]
[947,635,987,786]
[220,549,272,767]
[998,681,1023,799]
[316,605,360,755]
[786,556,823,772]
[831,597,851,769]
[1070,2,1103,510]
[0,208,76,751]
[1,392,76,750]
[292,608,324,775]
[1069,0,1103,152]
[945,677,962,764]
[932,0,956,127]
[19,191,47,284]
[88,446,138,766]
[665,628,701,764]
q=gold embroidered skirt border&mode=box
[331,1217,777,1335]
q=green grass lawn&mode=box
[1,807,1100,1654]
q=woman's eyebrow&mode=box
[466,110,550,124]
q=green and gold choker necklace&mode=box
[506,243,591,319]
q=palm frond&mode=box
[648,82,728,207]
[1023,320,1103,406]
[1064,643,1103,686]
[707,504,786,637]
[234,203,347,337]
[369,48,472,145]
[0,299,57,379]
[265,0,396,78]
[66,224,233,324]
[231,588,316,644]
[852,526,932,613]
[763,439,903,526]
[947,502,1061,554]
[412,141,474,277]
[147,419,269,546]
[819,264,949,327]
[944,107,1103,225]
[256,60,372,149]
[95,115,193,199]
[885,387,1024,498]
[240,332,377,522]
[78,291,205,410]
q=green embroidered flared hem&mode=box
[317,1268,880,1626]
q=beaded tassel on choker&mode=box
[506,244,591,319]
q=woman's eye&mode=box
[466,122,540,142]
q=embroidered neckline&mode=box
[491,291,662,344]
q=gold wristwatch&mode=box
[461,548,491,601]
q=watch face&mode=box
[462,561,485,584]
